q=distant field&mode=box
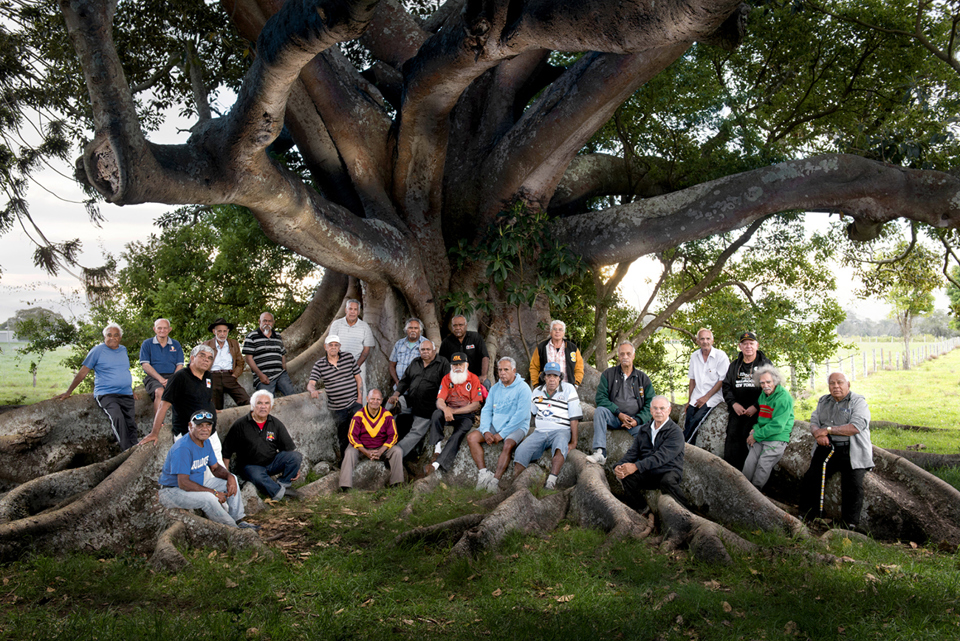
[0,342,76,405]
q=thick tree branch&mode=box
[359,0,427,68]
[550,154,659,215]
[554,155,960,267]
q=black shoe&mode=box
[282,487,301,500]
[237,521,261,531]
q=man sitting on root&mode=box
[513,361,581,490]
[466,357,531,493]
[157,409,258,530]
[340,389,403,491]
[741,365,794,492]
[221,390,303,501]
[613,395,690,510]
[424,353,483,479]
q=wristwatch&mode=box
[826,427,832,434]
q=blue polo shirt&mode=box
[81,343,133,396]
[139,337,184,376]
[158,435,216,487]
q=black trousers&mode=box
[427,410,475,471]
[723,411,758,471]
[683,404,714,444]
[335,403,364,458]
[799,443,868,527]
[621,469,691,511]
[96,394,138,451]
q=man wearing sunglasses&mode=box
[157,409,258,530]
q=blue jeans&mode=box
[592,406,641,454]
[242,450,303,499]
[254,370,296,397]
[513,429,571,468]
[158,474,245,527]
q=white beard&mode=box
[450,369,468,385]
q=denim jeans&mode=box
[241,450,303,499]
[592,406,641,453]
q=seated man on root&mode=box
[387,339,450,462]
[588,340,654,465]
[467,357,531,493]
[741,365,794,491]
[798,372,873,529]
[339,389,403,491]
[613,395,690,510]
[221,390,303,501]
[513,361,581,490]
[424,352,483,479]
[157,409,258,530]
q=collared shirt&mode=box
[329,317,375,360]
[389,335,426,380]
[688,347,730,408]
[212,339,233,372]
[348,406,398,450]
[222,413,296,469]
[649,418,669,444]
[139,336,184,375]
[810,391,874,469]
[396,356,450,418]
[531,382,582,432]
[480,376,532,438]
[546,341,567,380]
[82,343,133,396]
[161,367,216,436]
[242,328,286,381]
[309,352,360,411]
[438,371,483,410]
[439,331,488,378]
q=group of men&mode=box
[57,307,875,531]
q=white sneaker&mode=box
[475,469,492,491]
[485,476,499,493]
[586,449,607,465]
[544,475,557,490]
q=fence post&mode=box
[880,350,884,370]
[872,349,876,374]
[809,363,815,391]
[863,352,867,378]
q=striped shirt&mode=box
[531,382,582,432]
[241,328,286,381]
[309,351,360,410]
[329,317,375,360]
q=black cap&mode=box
[738,331,758,343]
[208,317,235,332]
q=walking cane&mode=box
[818,445,835,515]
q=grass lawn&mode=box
[1,487,959,640]
[0,343,76,406]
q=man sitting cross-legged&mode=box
[339,389,404,491]
[466,357,531,493]
[157,409,258,530]
[221,390,303,501]
[513,361,581,490]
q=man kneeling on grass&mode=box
[513,362,581,490]
[157,409,259,530]
[339,389,404,491]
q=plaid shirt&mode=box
[389,336,427,380]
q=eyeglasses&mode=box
[191,411,214,422]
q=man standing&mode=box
[798,372,874,529]
[466,357,531,493]
[439,315,490,388]
[614,396,689,510]
[528,319,583,387]
[587,341,655,465]
[157,410,257,530]
[684,328,730,444]
[328,299,376,391]
[388,317,426,387]
[141,344,218,446]
[721,331,773,470]
[513,362,581,490]
[222,390,303,501]
[139,318,184,417]
[307,335,363,458]
[203,317,250,410]
[339,389,404,490]
[424,353,483,478]
[387,340,450,461]
[242,311,295,397]
[56,323,139,450]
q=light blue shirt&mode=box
[82,343,133,396]
[480,376,532,438]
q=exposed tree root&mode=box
[151,521,189,572]
[393,513,486,547]
[399,473,441,520]
[884,450,960,470]
[821,528,873,546]
[652,492,757,565]
[566,450,653,546]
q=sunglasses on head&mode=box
[191,411,215,422]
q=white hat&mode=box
[325,334,341,344]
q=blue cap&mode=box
[543,362,562,376]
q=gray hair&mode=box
[419,338,435,349]
[550,319,566,332]
[345,298,361,309]
[617,340,634,350]
[367,388,383,399]
[250,389,274,409]
[753,364,783,387]
[696,327,712,339]
[497,356,517,370]
[404,317,423,331]
[651,395,671,406]
[154,318,170,328]
[102,322,123,337]
[450,314,467,324]
[190,344,215,359]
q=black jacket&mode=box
[396,356,451,418]
[222,413,296,469]
[721,349,772,411]
[616,417,684,478]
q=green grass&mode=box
[1,487,959,640]
[0,343,76,405]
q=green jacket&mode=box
[753,384,794,442]
[595,365,654,425]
